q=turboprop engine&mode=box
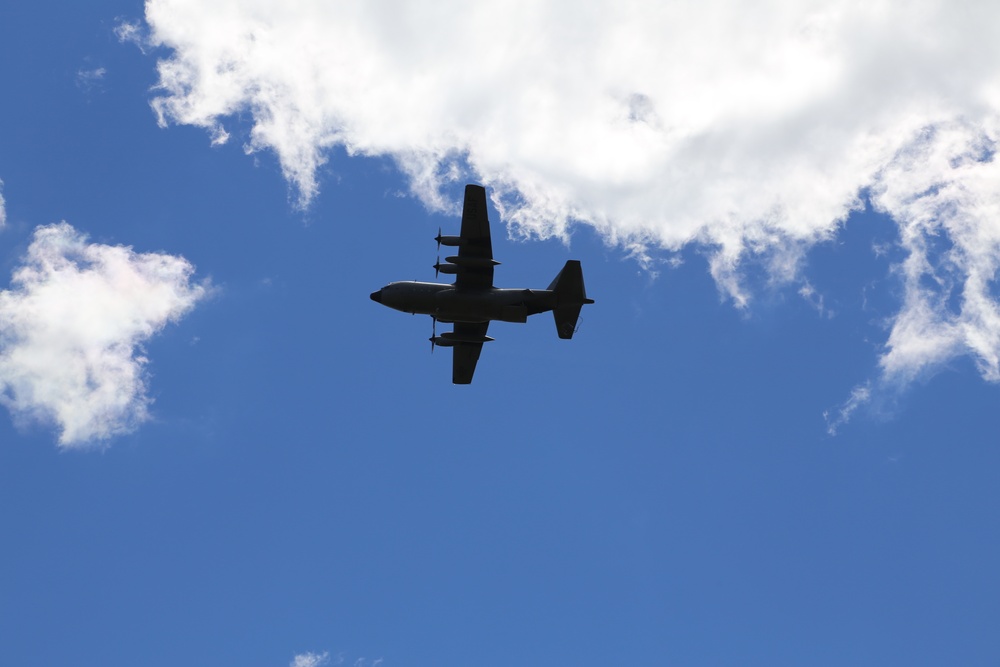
[435,231,464,248]
[434,255,501,276]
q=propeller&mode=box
[430,317,437,353]
[435,255,441,279]
[435,227,442,251]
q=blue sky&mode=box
[3,1,1000,666]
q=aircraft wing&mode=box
[455,184,494,290]
[452,321,490,384]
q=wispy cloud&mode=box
[291,652,330,667]
[0,223,208,446]
[114,19,149,53]
[136,0,1000,418]
[825,382,872,436]
[799,281,834,319]
[76,66,107,94]
[0,178,6,228]
[872,122,1000,386]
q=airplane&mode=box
[370,184,595,384]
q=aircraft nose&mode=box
[370,289,383,304]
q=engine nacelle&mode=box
[441,331,495,344]
[435,234,464,247]
[445,255,501,268]
[431,332,495,346]
[433,262,460,274]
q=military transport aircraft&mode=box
[370,184,595,384]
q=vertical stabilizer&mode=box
[548,260,595,339]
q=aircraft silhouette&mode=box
[370,184,595,383]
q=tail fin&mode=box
[547,260,595,339]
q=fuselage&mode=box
[370,281,556,323]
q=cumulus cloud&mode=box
[136,0,1000,416]
[0,223,207,447]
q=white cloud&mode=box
[825,382,871,436]
[76,66,107,93]
[0,223,207,447]
[137,0,1000,415]
[114,19,145,50]
[0,179,6,228]
[291,652,330,667]
[872,121,1000,384]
